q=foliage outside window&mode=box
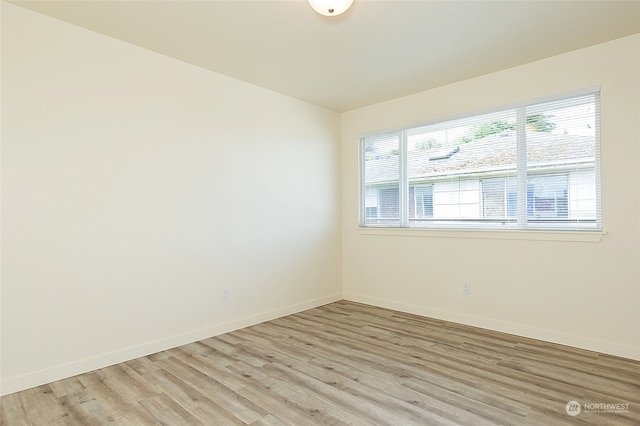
[360,90,601,231]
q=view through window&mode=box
[360,90,601,231]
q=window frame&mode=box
[358,88,602,233]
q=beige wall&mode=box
[1,3,342,395]
[342,34,640,361]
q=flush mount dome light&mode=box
[307,0,354,16]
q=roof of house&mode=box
[365,131,595,183]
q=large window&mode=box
[360,90,601,231]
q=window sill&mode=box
[357,227,606,243]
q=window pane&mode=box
[407,110,516,224]
[362,133,400,224]
[526,94,598,225]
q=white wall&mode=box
[342,34,640,360]
[1,3,342,395]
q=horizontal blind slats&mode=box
[361,90,601,231]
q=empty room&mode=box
[1,0,639,424]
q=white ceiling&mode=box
[9,0,640,112]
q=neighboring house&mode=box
[364,130,596,225]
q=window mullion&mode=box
[359,138,366,225]
[399,130,409,227]
[516,107,528,227]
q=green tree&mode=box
[472,120,516,140]
[526,114,556,132]
[416,138,441,150]
[462,114,556,145]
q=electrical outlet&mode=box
[462,283,471,295]
[222,288,230,303]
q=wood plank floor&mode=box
[2,301,639,425]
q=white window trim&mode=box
[357,227,606,243]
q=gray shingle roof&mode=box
[365,131,595,183]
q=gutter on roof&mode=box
[428,146,459,161]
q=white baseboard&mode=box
[0,293,342,396]
[343,292,640,361]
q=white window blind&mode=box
[360,89,601,231]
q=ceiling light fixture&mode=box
[307,0,354,17]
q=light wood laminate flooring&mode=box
[1,301,639,425]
